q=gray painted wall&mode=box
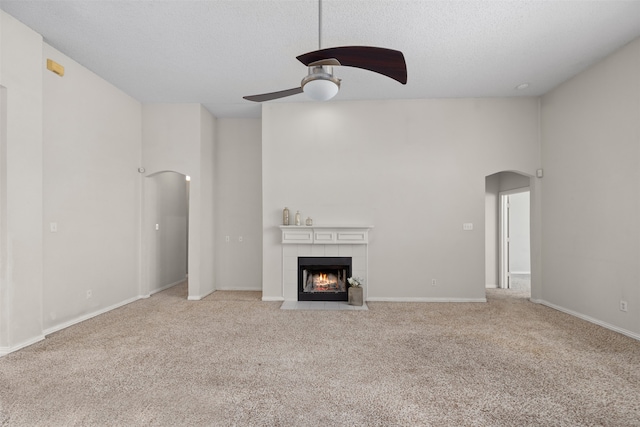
[541,37,640,336]
[42,43,142,332]
[485,174,500,287]
[0,12,44,353]
[215,118,262,290]
[263,99,541,301]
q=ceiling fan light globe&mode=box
[302,78,339,101]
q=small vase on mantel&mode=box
[295,210,301,226]
[283,207,290,226]
[348,286,364,306]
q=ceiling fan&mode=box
[243,2,407,103]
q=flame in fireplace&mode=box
[316,273,328,284]
[312,272,338,291]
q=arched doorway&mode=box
[142,171,189,297]
[485,171,532,297]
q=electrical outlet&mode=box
[620,300,628,312]
[238,236,243,242]
[225,236,230,242]
[431,279,437,286]
[86,290,92,299]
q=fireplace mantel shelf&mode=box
[279,225,373,245]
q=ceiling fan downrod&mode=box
[318,0,322,51]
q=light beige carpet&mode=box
[1,283,639,426]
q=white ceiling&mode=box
[2,1,640,119]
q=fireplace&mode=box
[277,226,371,303]
[298,257,352,301]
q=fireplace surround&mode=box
[279,226,372,302]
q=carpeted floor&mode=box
[1,283,639,426]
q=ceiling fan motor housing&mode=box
[301,65,341,101]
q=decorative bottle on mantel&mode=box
[295,210,301,226]
[283,207,290,226]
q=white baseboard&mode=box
[367,297,487,303]
[149,278,186,296]
[276,297,488,303]
[217,287,262,291]
[43,295,141,337]
[0,335,46,358]
[187,287,215,301]
[485,284,498,289]
[532,299,640,342]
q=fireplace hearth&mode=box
[298,257,352,301]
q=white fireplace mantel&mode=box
[279,225,373,245]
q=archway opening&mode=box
[485,171,532,298]
[144,171,190,297]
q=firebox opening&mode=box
[298,257,352,301]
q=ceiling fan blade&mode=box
[297,46,407,84]
[308,58,341,67]
[243,87,304,102]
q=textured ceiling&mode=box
[2,1,640,118]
